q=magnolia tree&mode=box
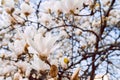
[0,0,120,80]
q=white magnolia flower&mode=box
[23,26,37,41]
[0,65,17,76]
[0,51,11,58]
[40,0,85,14]
[24,27,61,60]
[75,29,82,35]
[59,56,70,69]
[31,54,50,71]
[52,1,63,15]
[20,2,34,16]
[14,61,31,75]
[27,46,38,54]
[40,0,55,13]
[61,0,85,14]
[0,14,11,27]
[55,50,63,59]
[60,30,69,38]
[38,27,47,35]
[1,0,15,9]
[38,13,52,26]
[12,8,25,24]
[1,0,15,14]
[13,72,22,80]
[8,39,26,57]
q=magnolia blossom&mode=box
[59,56,70,69]
[12,8,25,24]
[0,13,12,27]
[24,27,61,61]
[8,39,26,57]
[0,51,11,58]
[38,13,52,26]
[31,54,50,71]
[14,61,31,76]
[13,72,29,80]
[75,29,82,35]
[40,0,86,14]
[0,0,119,79]
[20,2,34,16]
[27,46,38,54]
[38,27,47,35]
[0,65,17,76]
[59,30,69,38]
[23,26,37,41]
[1,0,15,14]
[13,72,23,80]
[61,0,85,14]
[52,1,63,15]
[40,0,55,13]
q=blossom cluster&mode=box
[0,0,119,80]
